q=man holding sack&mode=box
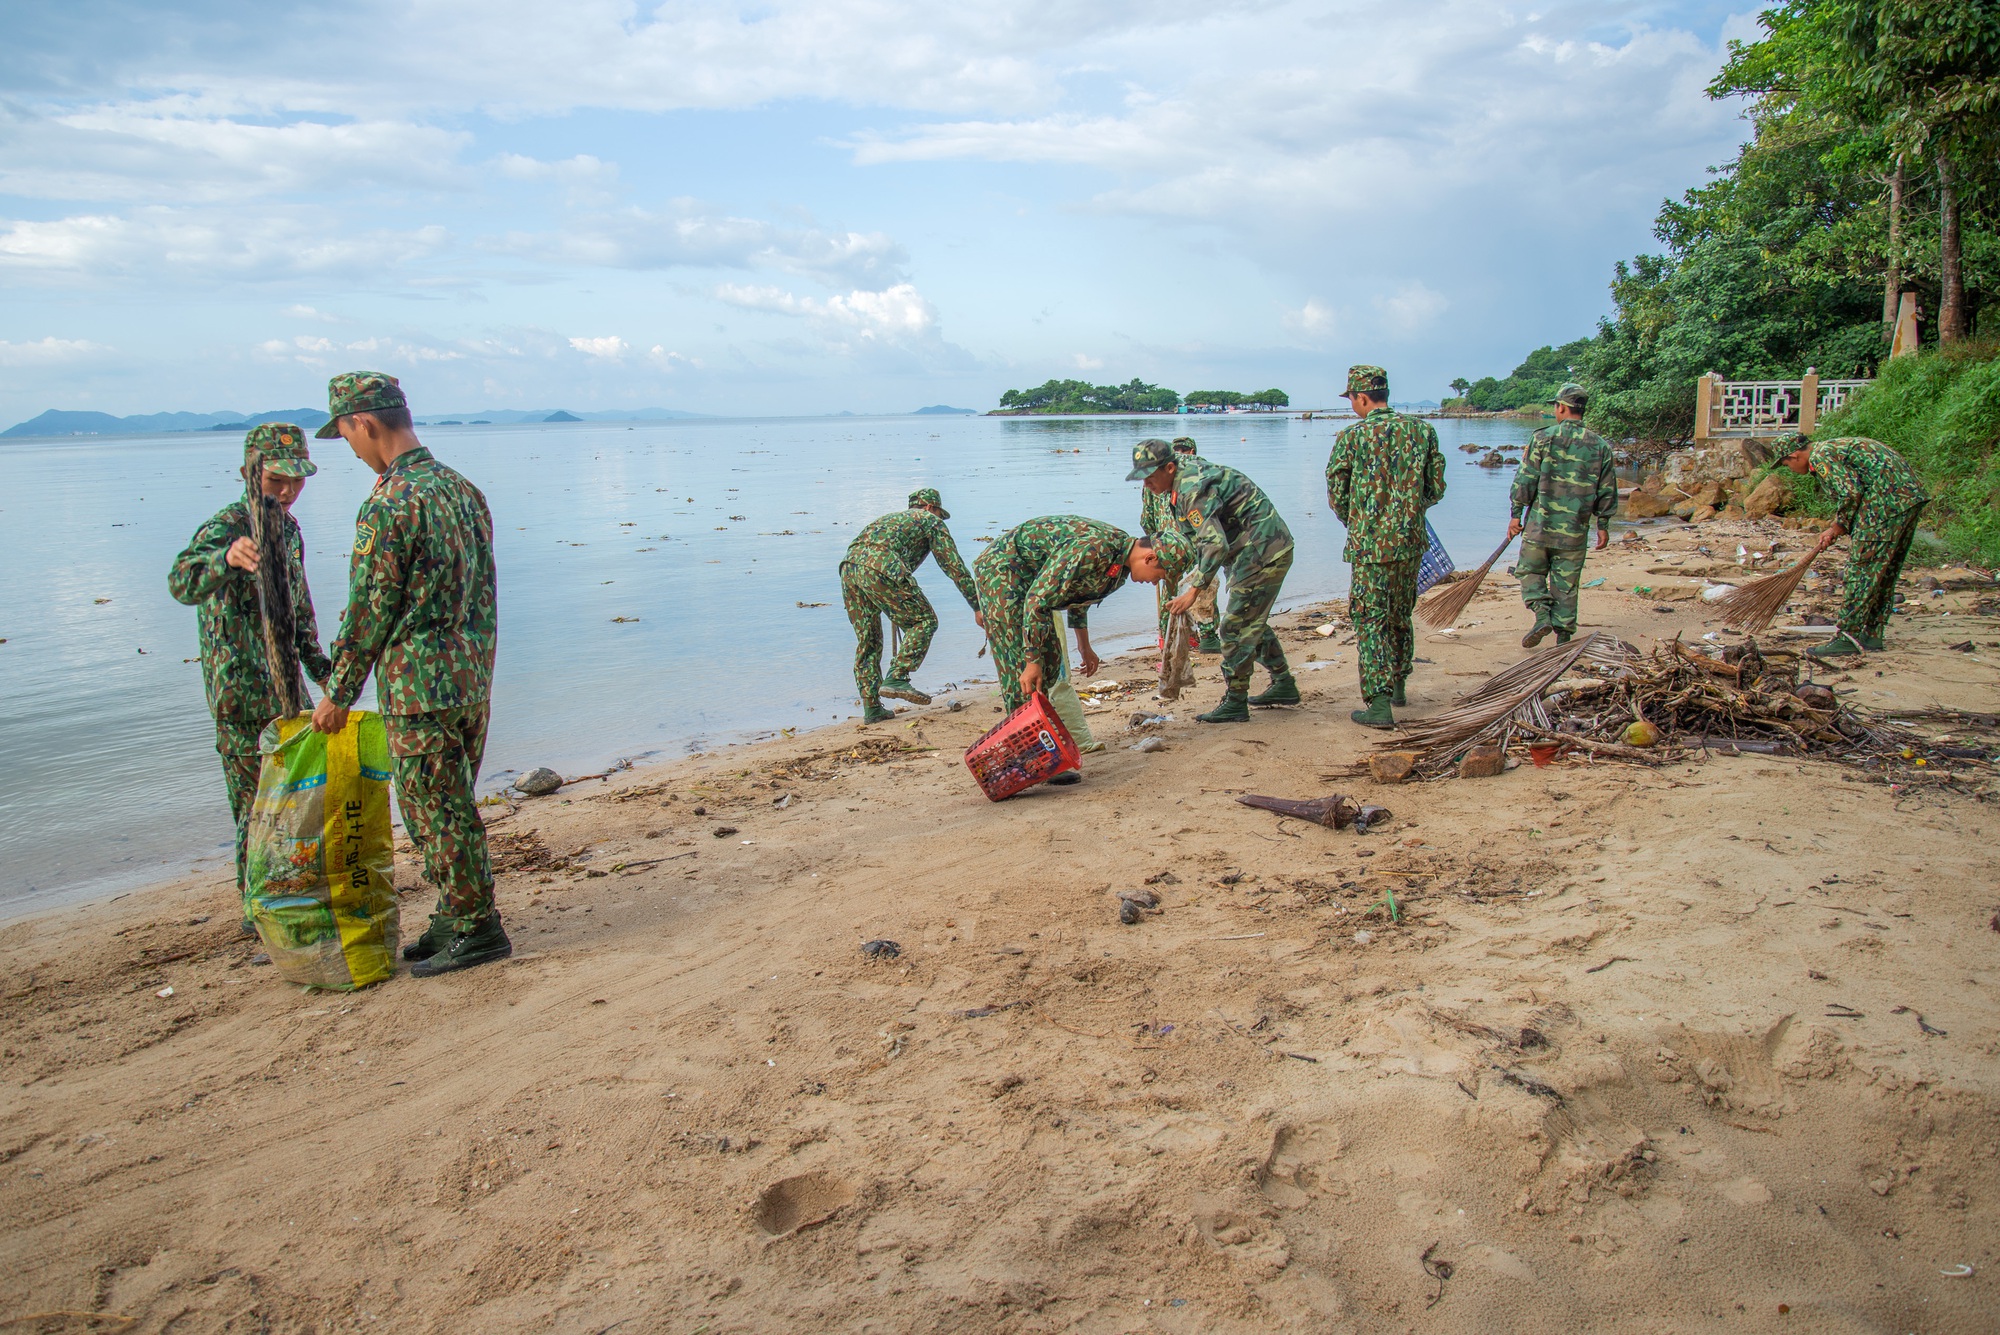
[169,424,333,922]
[312,372,505,977]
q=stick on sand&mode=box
[1417,533,1512,628]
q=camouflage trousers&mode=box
[386,704,495,933]
[841,560,938,705]
[973,552,1056,716]
[1217,545,1295,691]
[215,719,266,898]
[1841,503,1925,642]
[1349,558,1418,701]
[1517,542,1587,634]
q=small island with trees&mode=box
[992,379,1289,414]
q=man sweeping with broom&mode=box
[1766,432,1929,657]
[1509,382,1617,648]
[169,424,334,928]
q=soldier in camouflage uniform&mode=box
[1325,365,1447,728]
[1129,438,1297,723]
[1143,438,1221,653]
[973,516,1191,717]
[1774,433,1930,656]
[841,487,982,723]
[168,424,333,919]
[310,373,505,976]
[1510,383,1617,647]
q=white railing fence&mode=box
[1694,369,1872,441]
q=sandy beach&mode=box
[4,518,1997,1333]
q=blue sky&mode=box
[0,0,1762,423]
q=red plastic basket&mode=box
[964,691,1080,801]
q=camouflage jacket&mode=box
[1809,437,1929,529]
[328,447,498,713]
[844,508,978,608]
[169,498,333,724]
[1511,420,1618,550]
[1169,460,1293,586]
[983,516,1133,668]
[1325,408,1447,563]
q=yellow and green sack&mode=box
[245,712,399,989]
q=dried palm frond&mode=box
[1382,631,1635,764]
[244,450,309,717]
[1710,554,1819,634]
[1417,533,1511,628]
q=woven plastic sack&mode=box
[245,712,399,989]
[1415,521,1456,594]
[964,692,1080,800]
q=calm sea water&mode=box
[0,412,1536,915]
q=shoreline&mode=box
[7,516,1996,1331]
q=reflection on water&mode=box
[0,411,1537,913]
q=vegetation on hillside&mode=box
[1463,0,1999,447]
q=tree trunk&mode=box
[1938,151,1966,344]
[1883,156,1904,343]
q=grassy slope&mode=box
[1813,340,2000,565]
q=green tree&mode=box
[1449,377,1470,399]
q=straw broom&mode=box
[1710,549,1824,634]
[1417,533,1512,628]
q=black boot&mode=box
[411,915,513,977]
[402,914,452,962]
[1248,672,1301,707]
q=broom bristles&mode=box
[1711,556,1817,633]
[1416,534,1512,628]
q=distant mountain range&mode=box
[5,403,981,438]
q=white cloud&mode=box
[569,335,630,359]
[0,336,112,365]
[1283,298,1335,338]
[714,281,938,341]
[493,203,908,288]
[0,209,450,282]
[1071,352,1105,370]
[283,304,343,323]
[0,99,470,204]
[1373,282,1448,338]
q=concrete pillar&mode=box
[1799,367,1819,437]
[1694,372,1715,444]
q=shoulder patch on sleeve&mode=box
[354,523,377,556]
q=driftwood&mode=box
[1235,793,1391,831]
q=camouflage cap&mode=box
[1343,365,1389,397]
[1125,437,1178,481]
[1776,431,1812,455]
[314,371,407,438]
[1170,436,1198,454]
[244,422,317,478]
[1145,528,1194,585]
[1551,382,1589,410]
[908,486,949,520]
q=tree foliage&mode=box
[1459,339,1594,412]
[997,378,1181,413]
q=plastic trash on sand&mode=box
[245,712,399,990]
[964,692,1080,800]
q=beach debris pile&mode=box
[1367,631,1995,784]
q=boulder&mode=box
[1744,471,1794,519]
[1625,489,1677,519]
[515,766,563,796]
[1691,505,1718,523]
[1368,752,1418,785]
[1457,745,1507,779]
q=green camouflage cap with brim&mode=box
[1551,382,1589,410]
[1170,436,1198,454]
[1144,528,1194,585]
[244,422,317,478]
[908,486,950,520]
[315,370,407,438]
[1125,437,1178,481]
[1343,364,1389,397]
[1776,431,1812,455]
